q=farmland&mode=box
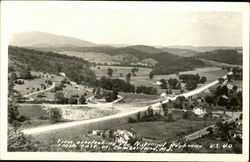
[93,66,227,95]
[112,119,216,141]
[14,71,63,95]
[91,65,153,78]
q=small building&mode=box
[156,81,162,86]
[161,92,167,98]
[193,107,207,117]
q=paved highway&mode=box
[22,72,232,135]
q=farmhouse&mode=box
[156,81,162,86]
[193,107,207,117]
[161,92,167,98]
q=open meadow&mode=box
[91,65,153,78]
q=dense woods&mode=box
[196,49,242,65]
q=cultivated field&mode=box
[57,51,119,64]
[91,65,153,78]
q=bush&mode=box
[176,131,186,136]
[39,115,50,120]
[127,117,137,123]
[8,127,39,151]
[49,108,62,123]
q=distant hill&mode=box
[8,46,97,85]
[161,47,198,57]
[26,44,207,75]
[166,45,241,53]
[9,31,96,47]
[128,45,163,54]
[112,54,139,63]
[195,49,242,65]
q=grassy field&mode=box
[57,51,119,64]
[91,66,228,96]
[29,83,94,100]
[118,92,160,103]
[91,65,153,78]
[111,119,216,141]
[14,71,64,95]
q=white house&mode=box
[156,81,162,86]
[161,92,167,98]
[193,107,207,117]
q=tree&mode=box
[168,78,178,89]
[8,69,24,126]
[8,127,40,151]
[149,71,154,80]
[185,80,197,90]
[147,106,154,116]
[217,96,228,107]
[79,95,86,104]
[131,68,137,76]
[111,89,119,101]
[205,95,216,106]
[69,96,78,104]
[54,92,65,104]
[160,79,167,89]
[126,73,132,83]
[21,66,33,80]
[216,85,229,97]
[105,92,113,102]
[200,76,207,84]
[107,68,113,77]
[49,108,62,123]
[232,86,238,92]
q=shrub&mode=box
[127,117,137,123]
[8,127,39,151]
[176,131,186,136]
[39,115,50,120]
[49,108,62,123]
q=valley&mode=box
[7,32,243,153]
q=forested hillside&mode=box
[8,46,97,85]
[26,45,207,75]
[196,49,242,65]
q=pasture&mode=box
[91,65,153,78]
[29,82,94,100]
[112,119,216,141]
[14,71,63,95]
[57,51,119,64]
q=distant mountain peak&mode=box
[9,31,96,47]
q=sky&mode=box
[5,2,243,47]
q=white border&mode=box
[0,1,249,161]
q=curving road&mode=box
[24,83,56,98]
[22,72,233,135]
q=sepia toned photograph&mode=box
[0,1,249,161]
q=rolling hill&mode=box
[128,45,163,54]
[195,49,242,65]
[161,47,198,57]
[166,45,241,53]
[8,46,97,85]
[9,31,96,47]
